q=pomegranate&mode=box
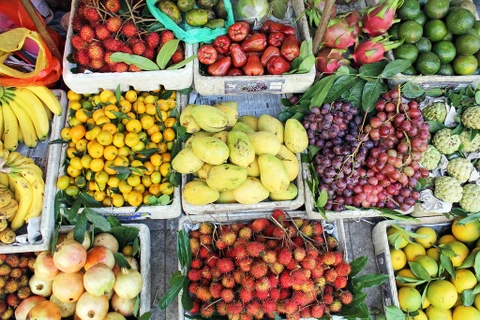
[50,295,76,318]
[26,301,61,320]
[75,292,109,320]
[111,293,135,317]
[84,246,115,270]
[351,36,402,66]
[104,312,127,320]
[316,47,349,74]
[53,240,87,273]
[83,263,115,296]
[29,274,53,297]
[66,230,92,250]
[113,268,143,299]
[93,233,119,253]
[52,272,85,303]
[34,252,60,281]
[363,0,402,36]
[15,296,46,320]
[322,18,356,49]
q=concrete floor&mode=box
[141,217,384,320]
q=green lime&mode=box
[403,66,418,75]
[474,21,480,36]
[456,33,480,55]
[432,41,457,63]
[389,23,401,40]
[395,44,419,62]
[444,32,453,41]
[397,0,421,20]
[453,55,478,74]
[424,20,448,42]
[424,0,449,19]
[399,21,424,44]
[416,37,432,53]
[456,0,477,16]
[438,63,455,75]
[446,8,475,35]
[467,29,480,37]
[415,52,441,74]
[417,0,428,7]
[414,12,428,26]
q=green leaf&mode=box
[377,208,420,222]
[421,282,430,307]
[475,251,480,282]
[452,123,464,135]
[325,75,360,103]
[426,88,443,97]
[347,291,367,308]
[299,39,312,61]
[408,262,431,281]
[438,244,457,258]
[115,84,121,104]
[359,61,389,79]
[74,212,88,244]
[109,226,140,249]
[84,208,111,231]
[402,82,425,99]
[380,59,412,77]
[138,312,152,320]
[181,279,193,311]
[396,276,426,286]
[350,256,368,277]
[111,111,132,120]
[177,230,191,270]
[156,40,180,69]
[159,275,186,310]
[272,0,288,19]
[133,237,140,257]
[459,250,478,269]
[427,121,447,134]
[385,305,405,320]
[310,75,337,109]
[354,273,388,288]
[462,288,476,306]
[110,52,159,71]
[114,252,132,269]
[316,190,328,208]
[342,78,365,108]
[107,215,121,227]
[298,55,316,74]
[475,91,480,104]
[454,212,480,225]
[167,54,197,70]
[362,80,385,112]
[440,252,456,279]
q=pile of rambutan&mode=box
[70,0,184,73]
[185,210,354,320]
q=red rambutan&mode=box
[312,222,323,235]
[190,300,200,313]
[240,313,253,320]
[330,299,342,313]
[88,43,104,60]
[291,270,307,285]
[201,266,212,280]
[327,236,339,249]
[227,302,243,315]
[272,226,286,238]
[272,209,287,223]
[270,288,281,301]
[106,0,121,13]
[242,275,255,291]
[264,225,276,237]
[323,292,334,305]
[325,268,338,283]
[89,59,104,70]
[269,262,285,275]
[277,249,292,266]
[145,32,160,49]
[222,274,235,288]
[198,246,210,259]
[300,307,312,318]
[286,225,297,237]
[200,234,212,246]
[250,262,268,279]
[95,26,110,41]
[211,267,221,279]
[301,223,314,236]
[279,272,293,288]
[231,222,244,232]
[267,274,279,288]
[311,267,324,279]
[84,7,100,23]
[160,30,175,44]
[72,35,87,50]
[262,250,277,264]
[333,251,344,266]
[293,247,306,262]
[188,282,199,295]
[307,248,319,259]
[263,299,277,314]
[200,304,214,318]
[251,218,270,232]
[233,245,248,260]
[291,236,304,247]
[104,37,123,51]
[334,276,348,289]
[206,254,218,267]
[75,49,90,66]
[336,261,352,277]
[280,288,291,300]
[72,16,84,32]
[286,260,299,271]
[112,62,128,72]
[216,301,228,315]
[220,230,237,246]
[292,290,309,306]
[256,289,269,301]
[188,269,202,281]
[215,239,227,250]
[221,289,234,303]
[199,222,212,235]
[122,22,138,38]
[106,16,122,33]
[284,299,298,314]
[238,258,253,272]
[341,290,353,305]
[301,257,317,270]
[267,240,278,249]
[255,277,270,292]
[196,286,212,302]
[80,25,95,43]
[246,242,265,257]
[315,276,326,288]
[246,300,261,316]
[239,288,253,303]
[301,279,315,293]
[209,283,222,299]
[191,258,203,269]
[217,258,234,273]
[239,227,253,240]
[311,303,325,318]
[313,235,325,244]
[322,251,336,266]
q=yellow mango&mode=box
[245,156,260,177]
[284,119,308,153]
[258,114,284,143]
[213,131,228,143]
[227,131,255,168]
[185,131,214,148]
[180,104,201,133]
[206,164,248,192]
[183,180,219,205]
[214,101,238,111]
[269,183,298,201]
[247,132,281,155]
[276,145,299,181]
[172,147,204,174]
[232,122,255,134]
[258,154,289,193]
[197,163,213,180]
[215,105,238,127]
[192,136,229,165]
[217,190,237,204]
[191,105,228,132]
[238,115,258,131]
[232,177,269,204]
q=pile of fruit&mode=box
[0,253,36,318]
[71,0,185,72]
[157,0,228,28]
[198,21,306,76]
[185,211,354,318]
[57,89,177,208]
[12,229,143,320]
[304,88,430,212]
[0,86,62,150]
[388,219,480,319]
[392,0,478,75]
[174,102,308,205]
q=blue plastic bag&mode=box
[146,0,235,44]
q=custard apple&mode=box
[434,176,463,203]
[423,102,447,123]
[447,158,473,183]
[462,106,480,130]
[459,130,480,152]
[460,184,480,212]
[433,128,461,155]
[419,145,441,170]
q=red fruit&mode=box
[209,283,222,299]
[88,43,104,60]
[188,269,202,281]
[215,239,227,250]
[311,303,325,318]
[95,26,110,40]
[280,288,291,300]
[72,35,87,50]
[201,304,215,318]
[213,35,231,54]
[267,274,279,288]
[221,289,234,303]
[239,288,254,303]
[191,258,203,269]
[345,10,363,37]
[272,226,286,238]
[242,275,256,291]
[324,284,334,294]
[104,51,115,65]
[7,293,20,307]
[238,258,253,272]
[291,270,307,285]
[301,279,315,293]
[262,250,277,264]
[72,16,84,32]
[112,62,128,72]
[261,46,281,68]
[199,246,210,259]
[80,25,95,43]
[89,59,104,70]
[307,249,319,259]
[269,23,295,35]
[280,35,300,62]
[145,32,160,49]
[341,290,353,305]
[334,276,348,289]
[216,301,228,315]
[301,257,317,270]
[293,247,306,262]
[190,300,200,313]
[222,274,235,288]
[311,267,324,279]
[250,262,268,279]
[220,230,237,246]
[291,237,304,247]
[172,48,184,63]
[351,37,402,66]
[75,49,90,66]
[132,41,147,55]
[241,33,267,52]
[217,258,234,273]
[263,299,277,313]
[277,249,292,266]
[211,267,222,279]
[144,47,155,59]
[198,45,218,65]
[103,38,122,51]
[292,291,309,306]
[201,266,212,280]
[323,252,336,265]
[228,22,250,42]
[233,245,248,260]
[256,289,269,300]
[286,260,299,270]
[239,227,253,240]
[227,302,243,315]
[301,307,312,318]
[336,261,352,276]
[196,286,212,301]
[284,300,298,314]
[106,0,121,13]
[272,210,287,223]
[327,236,339,249]
[246,242,265,257]
[206,254,218,267]
[323,18,356,49]
[363,0,401,36]
[279,272,293,288]
[255,277,270,292]
[122,22,138,38]
[246,300,261,316]
[325,268,338,283]
[161,30,175,44]
[233,270,244,284]
[330,299,343,313]
[189,282,199,294]
[106,17,122,33]
[244,55,264,76]
[251,218,270,232]
[333,251,344,266]
[267,32,286,47]
[84,7,100,23]
[230,43,247,68]
[316,47,348,74]
[324,292,334,305]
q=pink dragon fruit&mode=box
[316,0,337,17]
[345,10,363,37]
[322,18,357,50]
[351,37,402,66]
[363,0,402,36]
[316,48,349,74]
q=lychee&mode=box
[200,304,214,318]
[227,302,243,315]
[246,242,265,257]
[330,299,342,312]
[6,293,20,307]
[293,247,306,262]
[160,30,175,44]
[325,268,338,283]
[251,218,270,232]
[311,303,325,318]
[80,25,95,43]
[122,22,138,38]
[72,35,87,50]
[246,300,261,316]
[16,286,30,299]
[278,249,292,265]
[239,288,253,303]
[334,276,348,289]
[95,26,111,40]
[250,262,268,279]
[216,301,228,315]
[84,7,100,23]
[188,269,202,281]
[106,0,121,13]
[263,299,277,314]
[145,32,160,49]
[221,288,234,303]
[222,274,235,288]
[196,286,212,302]
[341,290,353,305]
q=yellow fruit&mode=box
[396,269,417,287]
[61,127,71,141]
[427,247,440,262]
[88,141,105,159]
[413,310,428,320]
[97,130,113,146]
[426,306,452,320]
[104,105,119,119]
[439,234,457,244]
[447,241,470,267]
[451,269,477,293]
[75,109,90,123]
[122,245,133,256]
[94,191,106,202]
[403,243,426,262]
[113,156,129,167]
[57,176,70,190]
[131,141,145,152]
[75,139,88,152]
[99,90,114,103]
[70,125,87,141]
[111,194,124,207]
[125,132,140,148]
[159,182,174,195]
[141,176,152,188]
[107,176,120,188]
[140,115,155,130]
[387,227,409,249]
[160,163,171,177]
[125,90,137,103]
[151,172,161,184]
[65,185,80,197]
[70,157,83,170]
[127,175,141,187]
[427,280,458,310]
[127,190,143,206]
[95,171,109,185]
[398,287,422,312]
[89,159,104,172]
[119,180,132,194]
[415,255,438,277]
[474,294,480,311]
[103,145,118,161]
[113,132,125,148]
[452,219,480,243]
[414,227,437,248]
[67,165,81,178]
[68,90,82,101]
[102,123,117,135]
[183,180,219,205]
[423,297,431,309]
[126,119,142,133]
[172,147,204,174]
[232,177,269,205]
[390,249,407,271]
[133,184,145,193]
[163,128,175,142]
[453,306,480,320]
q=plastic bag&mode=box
[0,28,61,86]
[146,0,235,44]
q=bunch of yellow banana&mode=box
[0,85,62,151]
[0,141,45,232]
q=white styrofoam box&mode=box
[177,211,347,319]
[371,216,453,308]
[0,90,66,253]
[63,0,194,94]
[60,223,151,315]
[193,0,315,96]
[180,93,305,216]
[56,94,185,220]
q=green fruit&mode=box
[389,23,401,40]
[456,33,480,55]
[403,66,418,75]
[438,63,455,75]
[424,20,448,42]
[399,21,424,44]
[205,9,216,19]
[446,8,475,35]
[185,9,209,26]
[395,44,419,62]
[416,37,432,53]
[432,41,456,64]
[424,0,449,19]
[414,12,428,26]
[177,0,195,12]
[213,0,228,19]
[456,0,477,16]
[397,0,421,20]
[197,0,218,9]
[205,19,225,29]
[158,0,182,24]
[444,32,453,41]
[415,52,441,75]
[453,55,478,75]
[474,21,480,36]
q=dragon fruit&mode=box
[315,0,337,17]
[363,0,402,36]
[322,18,357,50]
[345,10,363,37]
[316,48,349,74]
[351,37,402,66]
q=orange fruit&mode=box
[163,128,175,142]
[75,109,90,123]
[164,117,176,128]
[89,158,104,172]
[104,160,116,175]
[161,152,171,163]
[127,190,143,206]
[126,119,142,133]
[88,141,105,159]
[97,130,113,146]
[75,139,88,152]
[102,123,117,135]
[68,90,82,101]
[61,127,71,141]
[147,124,160,136]
[160,163,171,177]
[103,145,118,161]
[69,125,87,141]
[140,115,155,130]
[125,90,137,103]
[125,132,140,148]
[113,132,125,148]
